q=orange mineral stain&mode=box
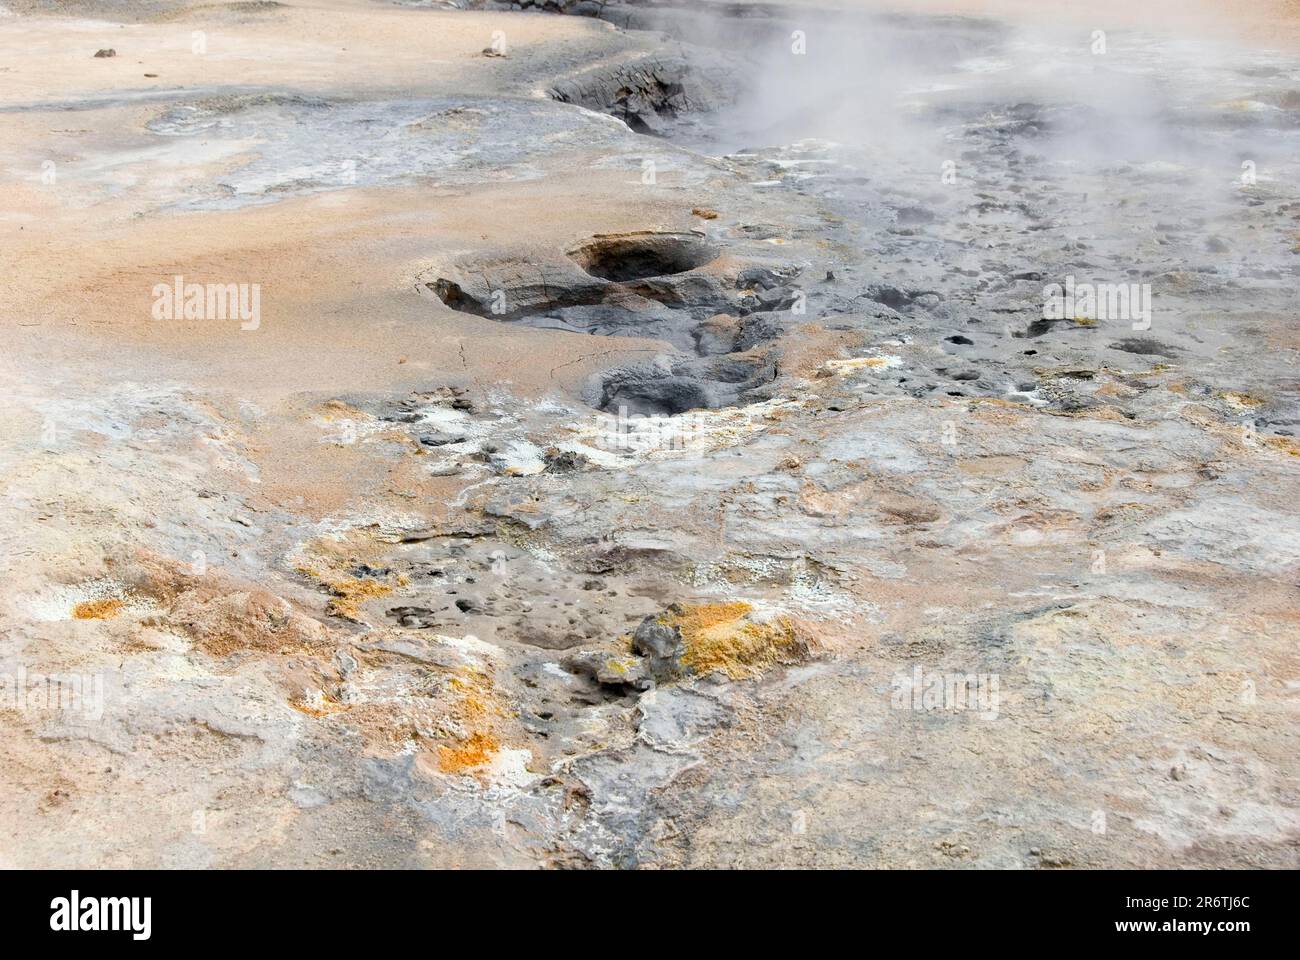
[72,598,125,620]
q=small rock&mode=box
[93,49,117,58]
[419,431,466,447]
[754,285,801,311]
[864,284,913,309]
[543,447,589,473]
[736,265,796,291]
[386,605,439,629]
[564,651,653,692]
[632,614,685,680]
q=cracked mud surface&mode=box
[1,0,1298,868]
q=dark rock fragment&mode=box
[632,614,685,681]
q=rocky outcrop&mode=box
[550,54,739,135]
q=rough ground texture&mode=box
[1,0,1297,868]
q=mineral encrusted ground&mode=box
[0,0,1297,868]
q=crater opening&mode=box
[567,232,720,283]
[592,354,777,417]
[600,376,713,417]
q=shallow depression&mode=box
[567,231,720,282]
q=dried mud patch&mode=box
[46,549,340,660]
[319,635,528,783]
[168,588,333,658]
[290,530,408,624]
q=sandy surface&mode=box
[2,0,1297,869]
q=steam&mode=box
[646,0,1295,180]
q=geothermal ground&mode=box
[1,0,1298,869]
